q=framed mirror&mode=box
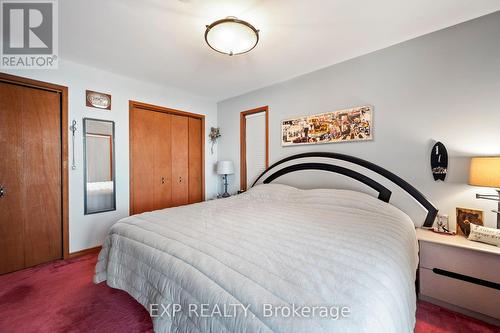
[83,118,116,214]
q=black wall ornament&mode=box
[431,142,448,181]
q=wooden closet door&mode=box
[153,112,172,210]
[188,117,203,203]
[130,108,156,214]
[22,87,62,267]
[0,83,25,274]
[0,82,62,274]
[171,115,189,206]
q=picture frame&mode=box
[281,105,373,146]
[456,207,484,237]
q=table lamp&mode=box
[469,156,500,228]
[217,160,234,198]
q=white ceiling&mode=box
[60,1,500,101]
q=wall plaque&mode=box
[86,90,111,110]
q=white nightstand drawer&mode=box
[420,241,500,283]
[420,268,500,319]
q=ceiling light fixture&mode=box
[205,17,259,56]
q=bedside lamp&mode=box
[469,157,500,228]
[217,160,234,198]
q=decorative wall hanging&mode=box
[208,127,221,155]
[86,90,111,110]
[456,207,483,237]
[430,141,448,181]
[281,105,373,146]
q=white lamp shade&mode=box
[217,160,234,175]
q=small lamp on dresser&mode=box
[469,156,500,228]
[217,160,234,198]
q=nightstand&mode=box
[416,228,500,326]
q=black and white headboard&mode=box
[251,152,438,228]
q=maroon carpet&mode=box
[0,254,497,333]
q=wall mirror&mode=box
[83,118,116,214]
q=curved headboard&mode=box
[251,152,438,228]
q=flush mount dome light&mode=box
[205,17,259,56]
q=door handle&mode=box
[161,177,165,184]
[0,186,5,198]
[179,176,182,183]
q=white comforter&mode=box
[94,184,419,333]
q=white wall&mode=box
[217,12,500,229]
[3,59,218,252]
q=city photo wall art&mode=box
[281,105,373,146]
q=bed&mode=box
[94,152,437,333]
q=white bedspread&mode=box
[94,184,419,333]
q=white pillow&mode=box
[468,224,500,247]
[245,183,298,200]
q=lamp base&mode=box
[221,174,230,198]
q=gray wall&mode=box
[217,11,500,229]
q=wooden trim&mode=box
[0,72,68,93]
[129,100,205,119]
[240,106,269,191]
[129,100,206,215]
[67,245,102,259]
[201,118,206,201]
[61,85,69,260]
[0,72,70,260]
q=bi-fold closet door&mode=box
[0,81,63,274]
[130,104,203,215]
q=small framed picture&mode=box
[435,214,450,233]
[456,207,483,237]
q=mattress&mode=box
[95,184,419,333]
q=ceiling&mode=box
[60,1,500,101]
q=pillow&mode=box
[245,183,298,200]
[467,224,500,247]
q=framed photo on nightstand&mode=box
[456,207,483,237]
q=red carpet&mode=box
[0,254,498,333]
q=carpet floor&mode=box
[0,254,498,333]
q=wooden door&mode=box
[130,108,173,213]
[0,83,25,274]
[129,101,204,213]
[188,117,203,204]
[130,107,156,214]
[171,115,189,206]
[0,82,62,274]
[22,87,62,267]
[153,112,172,210]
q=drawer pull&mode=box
[432,268,500,291]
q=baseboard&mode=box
[68,245,102,259]
[419,295,500,327]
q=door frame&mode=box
[0,72,70,259]
[128,100,205,214]
[240,106,269,191]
